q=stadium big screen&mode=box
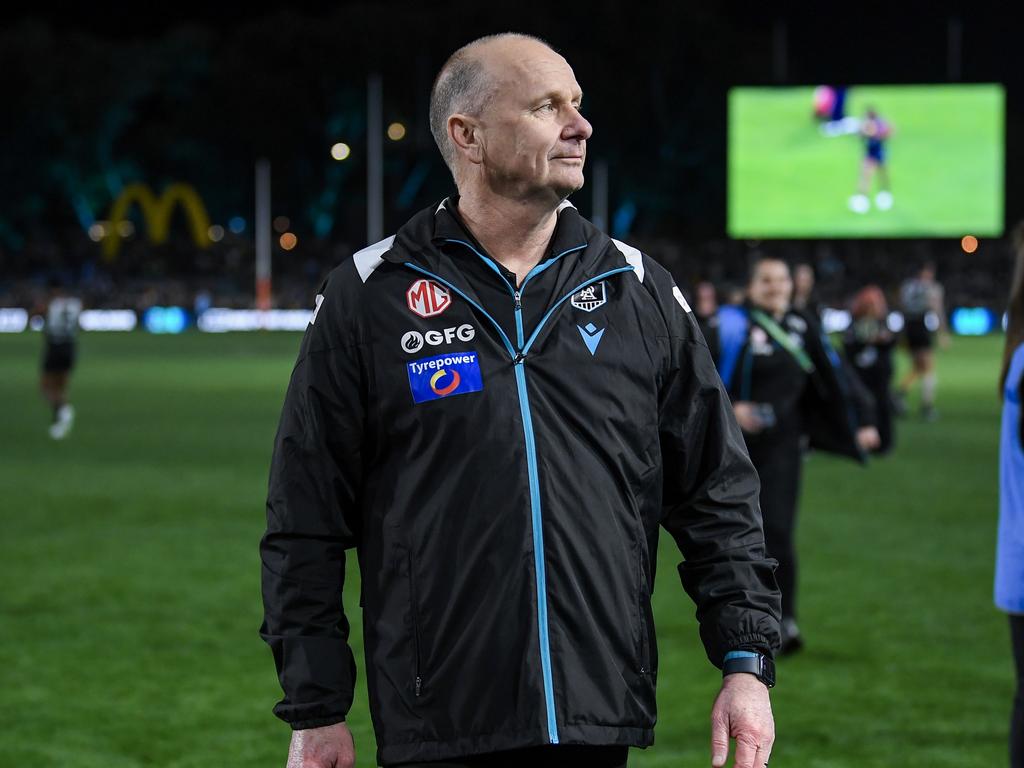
[727,84,1005,238]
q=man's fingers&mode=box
[710,710,730,767]
[753,742,773,768]
[731,735,759,768]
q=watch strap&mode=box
[722,650,776,688]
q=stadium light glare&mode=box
[951,307,995,335]
[387,122,407,141]
[208,225,225,242]
[280,232,298,251]
[331,142,351,161]
[0,308,28,333]
[143,306,188,334]
[961,235,978,253]
[88,223,107,241]
[228,216,246,234]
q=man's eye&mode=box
[537,103,555,113]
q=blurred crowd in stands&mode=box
[0,227,1016,315]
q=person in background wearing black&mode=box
[715,256,879,655]
[844,285,897,455]
[792,263,822,322]
[693,280,719,350]
[38,278,82,440]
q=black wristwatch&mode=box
[722,651,776,689]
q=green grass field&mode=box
[728,85,1004,238]
[0,331,1013,767]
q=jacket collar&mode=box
[431,195,587,260]
[382,196,589,265]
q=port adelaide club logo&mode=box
[407,279,451,318]
[571,281,607,312]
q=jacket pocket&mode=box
[627,500,654,676]
[635,552,653,675]
[625,465,656,677]
[407,550,423,697]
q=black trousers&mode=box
[1011,615,1024,768]
[748,437,803,621]
[389,745,629,767]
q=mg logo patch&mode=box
[571,282,606,312]
[406,279,451,318]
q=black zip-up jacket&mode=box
[260,199,781,766]
[716,304,872,462]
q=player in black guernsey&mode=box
[895,263,947,420]
[39,280,82,439]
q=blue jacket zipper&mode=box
[402,257,635,744]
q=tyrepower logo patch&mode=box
[406,279,451,318]
[407,352,483,404]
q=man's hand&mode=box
[856,425,881,452]
[733,402,765,434]
[710,673,774,768]
[286,722,355,768]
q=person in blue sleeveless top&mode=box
[848,107,893,214]
[715,256,880,654]
[996,226,1024,767]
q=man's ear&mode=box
[448,114,483,166]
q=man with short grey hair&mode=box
[262,33,780,768]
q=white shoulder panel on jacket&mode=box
[610,238,644,283]
[353,235,396,283]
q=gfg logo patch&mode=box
[407,352,483,404]
[400,324,476,353]
[407,279,451,318]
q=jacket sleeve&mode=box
[652,274,781,665]
[840,356,878,429]
[260,270,365,729]
[800,314,868,463]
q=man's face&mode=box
[749,260,793,316]
[473,41,592,201]
[696,282,717,313]
[794,265,814,295]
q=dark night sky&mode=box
[3,1,1021,244]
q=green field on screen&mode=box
[728,84,1004,238]
[0,331,1012,766]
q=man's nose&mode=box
[563,109,593,142]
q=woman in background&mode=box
[716,256,878,654]
[996,226,1024,767]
